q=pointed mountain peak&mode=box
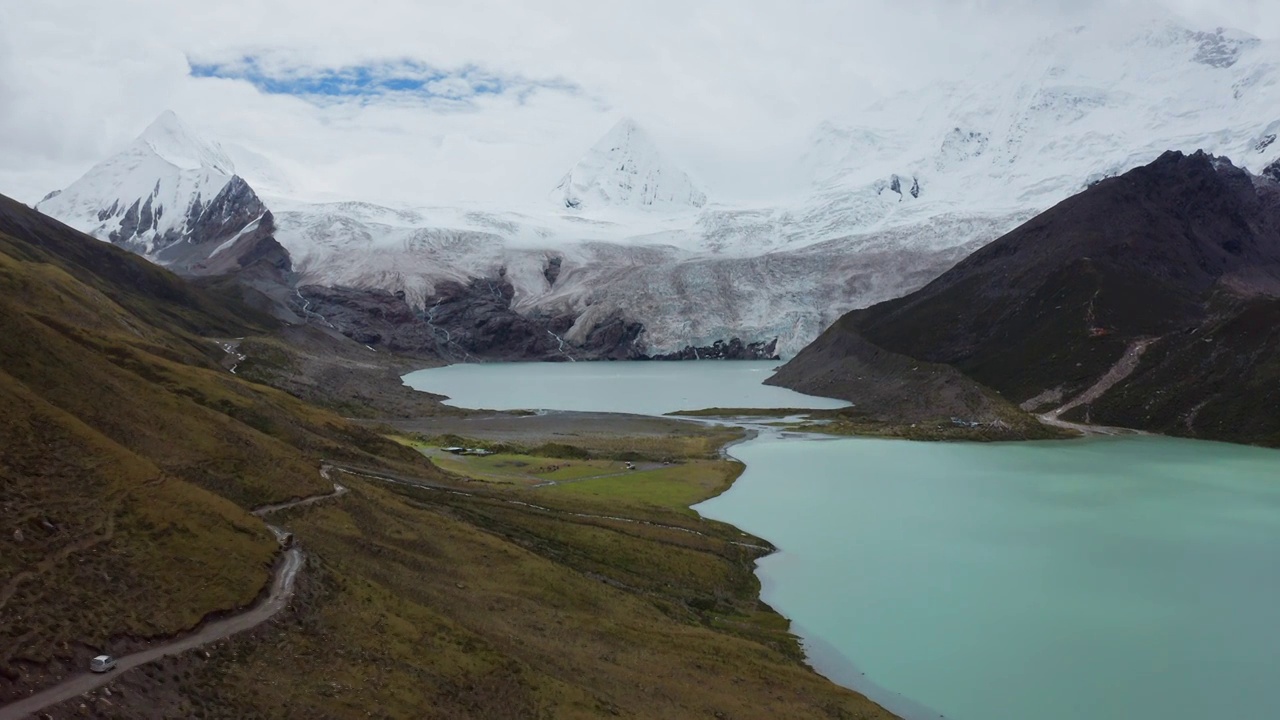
[140,109,187,138]
[603,116,643,137]
[587,118,667,165]
[553,117,707,213]
[136,110,234,174]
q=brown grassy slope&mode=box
[74,475,895,720]
[0,367,278,686]
[0,195,264,340]
[0,198,429,690]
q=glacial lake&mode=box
[402,360,849,415]
[404,361,1280,720]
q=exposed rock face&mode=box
[188,176,269,246]
[650,338,780,361]
[298,277,778,363]
[1264,157,1280,184]
[576,313,646,361]
[296,285,435,353]
[774,150,1280,446]
[543,255,563,287]
[114,174,271,266]
[1187,27,1259,69]
[424,276,578,361]
[298,278,647,362]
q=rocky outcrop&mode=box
[649,337,779,361]
[576,313,646,360]
[422,276,566,360]
[104,175,266,256]
[298,277,647,362]
[297,275,780,363]
[543,255,563,287]
[296,285,435,353]
[1264,157,1280,184]
[187,176,269,247]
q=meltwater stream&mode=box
[403,362,1280,720]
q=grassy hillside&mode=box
[2,196,894,716]
[51,455,896,720]
[0,197,429,692]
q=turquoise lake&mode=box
[404,362,1280,720]
[402,360,849,415]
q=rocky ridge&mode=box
[772,150,1280,446]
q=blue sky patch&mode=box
[189,57,575,106]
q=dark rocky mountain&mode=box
[150,177,292,278]
[773,151,1280,446]
[1265,157,1280,183]
[298,277,779,363]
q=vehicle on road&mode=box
[89,655,117,673]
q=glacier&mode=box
[35,19,1280,357]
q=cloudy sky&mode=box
[1,0,1276,206]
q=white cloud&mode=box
[1,0,1276,205]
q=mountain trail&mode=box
[1038,337,1158,435]
[0,471,347,720]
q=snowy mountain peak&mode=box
[35,112,276,270]
[552,117,707,213]
[137,110,234,174]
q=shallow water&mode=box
[405,362,1280,720]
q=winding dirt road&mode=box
[1038,338,1157,435]
[0,478,346,720]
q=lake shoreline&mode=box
[396,361,1280,720]
[380,408,920,716]
[705,425,938,720]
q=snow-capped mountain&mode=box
[36,111,286,275]
[551,118,707,212]
[803,22,1279,226]
[35,18,1280,357]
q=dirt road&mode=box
[1039,338,1157,435]
[0,479,345,720]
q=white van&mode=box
[89,655,117,673]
